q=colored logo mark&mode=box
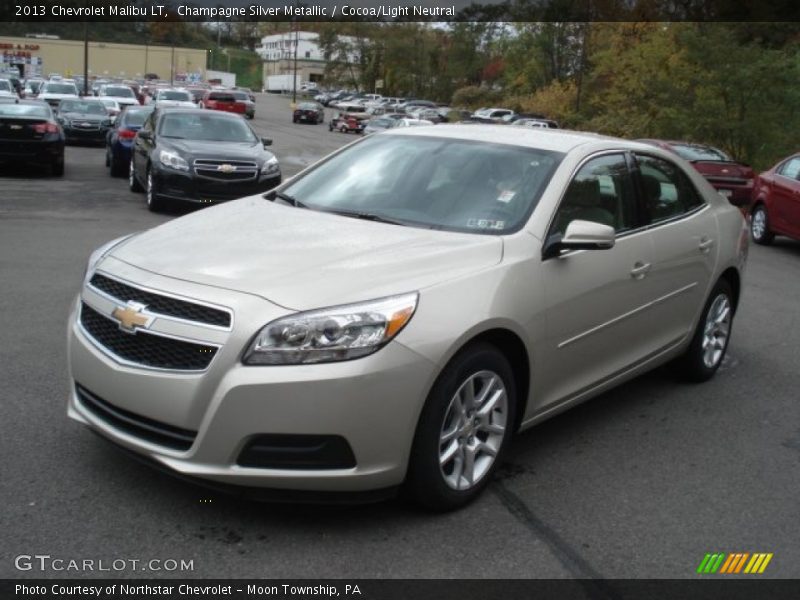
[697,552,773,574]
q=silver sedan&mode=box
[67,125,747,510]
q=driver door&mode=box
[535,152,660,408]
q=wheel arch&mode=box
[439,327,531,434]
[718,267,741,313]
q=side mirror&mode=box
[542,220,615,259]
[261,137,272,147]
[137,130,152,141]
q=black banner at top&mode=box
[2,0,800,22]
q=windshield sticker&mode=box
[497,190,516,204]
[467,218,505,230]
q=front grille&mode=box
[194,159,258,182]
[80,303,217,371]
[76,384,197,451]
[89,273,231,328]
[68,121,102,130]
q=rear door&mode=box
[633,153,718,348]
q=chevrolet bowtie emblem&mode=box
[112,301,152,333]
[217,163,236,173]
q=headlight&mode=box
[158,149,189,171]
[83,233,137,283]
[262,156,280,175]
[243,293,419,365]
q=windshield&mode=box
[158,112,256,142]
[282,135,563,234]
[670,144,732,162]
[102,86,135,98]
[231,91,250,101]
[99,99,118,107]
[159,90,191,101]
[298,103,318,110]
[0,104,51,118]
[59,100,107,115]
[42,83,78,95]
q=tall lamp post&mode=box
[292,24,299,104]
[83,21,89,96]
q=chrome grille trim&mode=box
[88,272,233,331]
[193,159,259,182]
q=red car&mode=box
[749,153,800,245]
[637,140,755,208]
[200,90,247,115]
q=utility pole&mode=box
[170,45,175,85]
[82,21,89,96]
[292,22,299,104]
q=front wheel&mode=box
[145,167,167,212]
[751,204,774,245]
[674,279,734,382]
[405,343,516,511]
[129,158,143,192]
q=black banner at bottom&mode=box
[0,577,800,600]
[4,579,800,600]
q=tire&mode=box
[674,279,735,382]
[145,166,167,212]
[51,158,64,177]
[109,152,125,177]
[129,158,143,192]
[751,204,774,245]
[405,343,517,511]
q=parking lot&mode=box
[1,93,799,580]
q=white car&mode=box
[98,85,139,108]
[37,81,80,109]
[152,89,196,109]
[0,78,16,98]
[97,98,122,122]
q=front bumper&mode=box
[152,164,281,204]
[63,125,109,144]
[66,268,436,493]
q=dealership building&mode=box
[257,31,358,88]
[0,35,207,81]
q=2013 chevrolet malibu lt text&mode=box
[67,126,748,510]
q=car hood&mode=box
[161,139,270,161]
[39,93,78,99]
[106,97,138,105]
[156,100,196,107]
[108,196,503,310]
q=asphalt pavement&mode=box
[1,93,798,580]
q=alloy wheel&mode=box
[702,294,731,368]
[439,370,508,491]
[752,208,767,240]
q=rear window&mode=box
[231,92,250,101]
[121,108,154,127]
[209,93,236,102]
[670,144,732,162]
[158,90,191,101]
[103,86,135,98]
[42,83,78,95]
[0,104,51,118]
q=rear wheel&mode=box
[109,151,125,177]
[751,204,774,245]
[51,158,64,177]
[674,279,734,382]
[405,343,516,511]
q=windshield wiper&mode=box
[326,209,407,226]
[270,191,308,209]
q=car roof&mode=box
[381,123,630,153]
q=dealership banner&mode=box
[4,579,800,600]
[3,0,800,22]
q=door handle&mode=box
[630,262,651,279]
[699,237,714,253]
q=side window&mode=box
[636,154,704,223]
[552,153,636,235]
[778,157,800,179]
